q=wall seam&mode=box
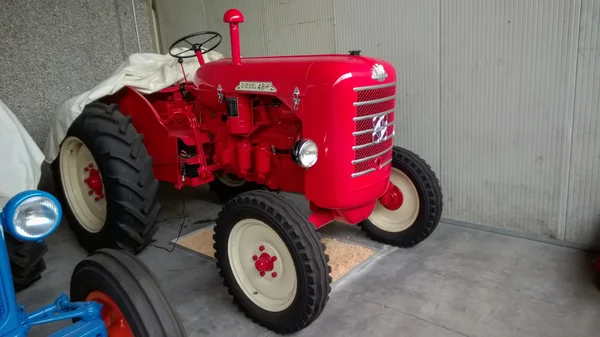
[114,0,127,60]
[559,0,584,241]
[332,0,338,54]
[201,0,208,32]
[438,0,442,176]
[130,0,142,52]
[260,0,267,54]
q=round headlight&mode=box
[2,191,62,241]
[292,139,318,168]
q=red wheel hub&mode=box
[85,291,134,337]
[379,183,404,211]
[252,250,278,278]
[84,163,104,200]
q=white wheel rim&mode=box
[59,136,107,233]
[217,172,246,187]
[228,218,297,312]
[369,168,420,232]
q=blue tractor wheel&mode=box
[6,233,47,291]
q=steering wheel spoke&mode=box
[174,48,193,57]
[169,31,222,59]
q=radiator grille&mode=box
[352,82,396,178]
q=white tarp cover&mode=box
[43,48,224,163]
[0,99,45,206]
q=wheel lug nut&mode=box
[84,179,89,183]
[259,245,265,251]
[252,255,258,261]
[88,163,94,168]
[271,272,277,278]
[260,271,265,277]
[271,256,277,262]
[94,197,100,201]
[88,191,94,195]
[84,167,89,172]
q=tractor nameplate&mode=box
[235,81,277,93]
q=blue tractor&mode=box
[0,190,187,337]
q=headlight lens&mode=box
[12,196,60,239]
[292,139,319,168]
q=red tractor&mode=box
[52,8,443,334]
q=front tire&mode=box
[52,102,160,253]
[70,249,186,337]
[358,146,443,247]
[214,190,331,334]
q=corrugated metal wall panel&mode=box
[566,0,600,245]
[333,0,441,174]
[261,0,335,55]
[203,0,266,57]
[154,0,208,53]
[440,0,581,238]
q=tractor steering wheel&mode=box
[168,31,222,59]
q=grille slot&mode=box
[352,82,396,178]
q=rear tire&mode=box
[6,233,47,291]
[209,171,261,202]
[70,249,186,337]
[358,146,443,247]
[52,102,160,254]
[214,190,331,334]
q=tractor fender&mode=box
[117,87,179,184]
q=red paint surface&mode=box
[379,183,403,211]
[223,8,244,65]
[254,252,276,273]
[86,291,134,337]
[111,8,398,226]
[84,167,104,199]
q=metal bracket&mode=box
[217,85,223,103]
[293,87,300,110]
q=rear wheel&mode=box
[6,233,47,291]
[359,146,443,247]
[214,190,331,334]
[52,102,160,253]
[209,171,260,202]
[70,249,186,337]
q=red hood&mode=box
[194,54,395,99]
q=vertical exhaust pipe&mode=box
[223,8,244,66]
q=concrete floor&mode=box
[18,184,600,336]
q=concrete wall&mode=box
[0,0,154,188]
[156,0,600,247]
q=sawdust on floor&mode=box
[321,237,374,281]
[177,228,216,257]
[177,229,375,282]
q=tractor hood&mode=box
[193,54,396,107]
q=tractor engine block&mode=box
[202,95,305,192]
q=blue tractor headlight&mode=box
[1,191,62,241]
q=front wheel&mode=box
[359,146,443,247]
[214,190,331,334]
[70,249,186,337]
